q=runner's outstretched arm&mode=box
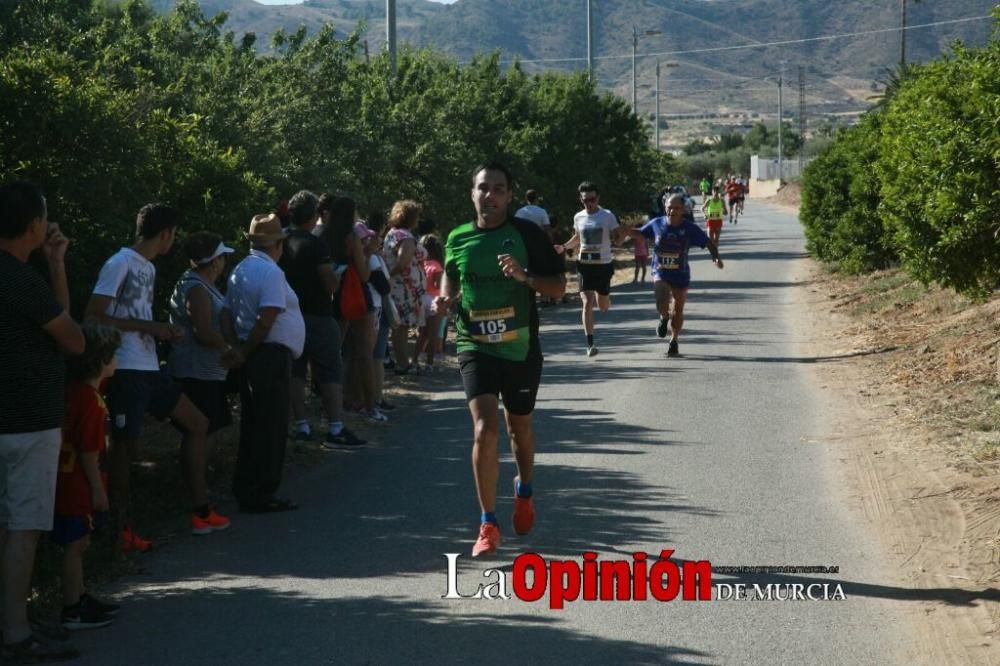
[556,232,580,254]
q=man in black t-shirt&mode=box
[0,181,84,662]
[279,190,365,448]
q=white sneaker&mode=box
[361,407,389,424]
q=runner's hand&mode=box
[497,254,528,283]
[433,294,454,314]
[553,244,565,255]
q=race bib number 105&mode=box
[470,306,517,343]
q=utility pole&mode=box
[586,0,594,79]
[900,0,908,66]
[654,60,660,150]
[632,26,637,113]
[798,65,806,175]
[631,26,661,115]
[387,0,397,76]
[777,62,784,184]
[653,61,678,151]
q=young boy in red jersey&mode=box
[54,324,123,630]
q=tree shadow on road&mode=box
[74,588,716,666]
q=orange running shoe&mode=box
[192,507,231,536]
[512,479,535,536]
[471,522,501,558]
[120,527,152,553]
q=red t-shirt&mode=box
[422,259,443,298]
[725,181,742,199]
[55,382,108,517]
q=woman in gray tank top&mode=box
[168,232,236,433]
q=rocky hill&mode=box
[152,0,997,146]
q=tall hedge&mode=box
[876,26,1000,299]
[800,9,999,297]
[799,113,896,273]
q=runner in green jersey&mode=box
[438,162,566,558]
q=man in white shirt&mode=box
[221,213,305,513]
[515,190,551,238]
[556,182,625,357]
[85,204,229,549]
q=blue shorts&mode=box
[50,513,94,546]
[654,270,691,289]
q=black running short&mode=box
[577,262,614,295]
[459,350,543,416]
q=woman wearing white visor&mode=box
[168,232,241,438]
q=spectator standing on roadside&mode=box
[282,191,367,446]
[415,234,444,371]
[515,190,551,239]
[221,214,304,513]
[384,200,426,375]
[0,180,84,663]
[168,232,238,438]
[317,195,381,429]
[54,324,122,632]
[85,204,228,549]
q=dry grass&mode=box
[815,267,1000,466]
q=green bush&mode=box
[799,113,897,273]
[876,26,1000,299]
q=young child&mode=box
[54,324,123,630]
[632,233,649,283]
[414,234,444,371]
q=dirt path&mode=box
[775,195,1000,664]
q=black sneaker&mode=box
[291,429,313,443]
[2,634,79,662]
[656,318,669,338]
[61,602,114,630]
[80,593,120,617]
[374,399,396,411]
[667,340,680,357]
[323,428,368,450]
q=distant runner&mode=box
[629,193,724,357]
[439,162,566,558]
[699,176,711,203]
[556,182,624,358]
[725,178,743,224]
[701,188,727,247]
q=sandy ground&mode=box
[769,194,1000,665]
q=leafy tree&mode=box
[799,114,895,273]
[876,21,1000,298]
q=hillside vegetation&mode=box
[0,0,679,316]
[799,9,1000,300]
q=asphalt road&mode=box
[79,202,920,665]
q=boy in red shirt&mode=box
[54,324,122,630]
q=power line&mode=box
[504,15,991,65]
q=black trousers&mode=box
[233,343,292,507]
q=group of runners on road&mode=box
[443,163,729,556]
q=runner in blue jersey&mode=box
[629,193,723,357]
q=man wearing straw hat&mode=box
[221,214,305,513]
